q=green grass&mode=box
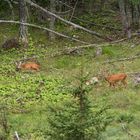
[0,24,140,140]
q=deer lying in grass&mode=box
[16,61,40,71]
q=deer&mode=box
[101,66,127,88]
[104,73,127,87]
[16,61,40,71]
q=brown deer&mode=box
[16,61,40,71]
[100,64,127,88]
[105,73,127,87]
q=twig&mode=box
[55,10,72,15]
[110,33,138,43]
[14,131,20,140]
[56,0,73,9]
[69,0,78,21]
[102,55,140,64]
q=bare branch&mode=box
[55,10,72,15]
[102,55,140,64]
[56,0,73,9]
[69,0,78,21]
[25,0,110,41]
[0,20,89,44]
[73,16,122,31]
[110,33,138,43]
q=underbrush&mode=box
[0,25,140,139]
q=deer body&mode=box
[105,73,127,87]
[16,61,40,71]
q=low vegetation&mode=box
[1,0,140,139]
[0,24,140,140]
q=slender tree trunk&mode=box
[100,0,105,11]
[126,2,131,38]
[49,0,55,40]
[19,0,28,47]
[118,0,131,38]
[88,0,95,13]
[4,0,15,20]
[138,4,140,27]
[134,5,140,27]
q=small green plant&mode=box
[103,47,115,57]
[47,68,113,140]
[117,113,134,123]
[0,105,10,140]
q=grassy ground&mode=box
[0,24,140,140]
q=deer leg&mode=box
[109,82,115,88]
[113,82,116,88]
[122,80,127,87]
[109,82,112,87]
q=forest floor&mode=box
[0,20,140,140]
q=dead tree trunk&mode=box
[49,0,56,40]
[19,0,28,47]
[125,2,132,38]
[118,0,131,38]
[132,4,140,28]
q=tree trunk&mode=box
[126,1,132,38]
[25,0,110,40]
[19,0,28,47]
[118,0,131,38]
[134,5,140,27]
[88,0,95,13]
[49,0,55,40]
[100,0,105,11]
[125,2,131,38]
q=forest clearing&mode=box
[0,0,140,140]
